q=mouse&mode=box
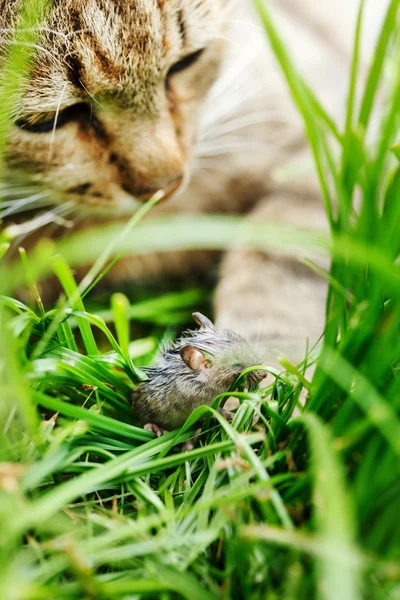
[131,312,266,435]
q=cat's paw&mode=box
[215,255,327,363]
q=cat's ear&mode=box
[192,312,215,331]
[180,345,210,372]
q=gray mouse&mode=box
[131,312,266,435]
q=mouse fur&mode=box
[131,312,266,431]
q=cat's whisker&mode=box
[0,192,52,219]
[1,27,70,41]
[201,32,249,49]
[44,205,81,238]
[3,40,63,67]
[0,186,44,200]
[48,82,69,162]
[192,159,235,175]
[199,12,268,47]
[10,206,76,251]
[196,139,273,158]
[200,91,269,137]
[199,111,295,143]
[256,329,262,355]
[64,28,91,39]
[260,347,273,366]
[68,211,87,229]
[6,201,76,244]
[0,27,88,56]
[211,54,271,93]
[80,81,103,109]
[199,63,273,131]
[201,82,265,120]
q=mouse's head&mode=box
[178,312,266,389]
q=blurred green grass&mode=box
[1,0,400,599]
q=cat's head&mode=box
[1,0,231,216]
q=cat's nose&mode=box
[128,174,184,202]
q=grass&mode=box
[1,0,400,598]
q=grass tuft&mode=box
[0,1,400,599]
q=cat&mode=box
[0,0,390,360]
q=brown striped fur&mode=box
[0,0,390,359]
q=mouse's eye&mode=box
[15,103,92,133]
[167,48,205,79]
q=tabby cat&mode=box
[0,0,389,359]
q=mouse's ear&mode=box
[180,345,210,372]
[192,312,214,331]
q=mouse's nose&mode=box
[130,174,184,202]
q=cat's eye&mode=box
[167,48,205,79]
[15,102,92,134]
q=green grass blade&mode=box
[51,255,98,356]
[300,414,360,600]
[359,0,400,130]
